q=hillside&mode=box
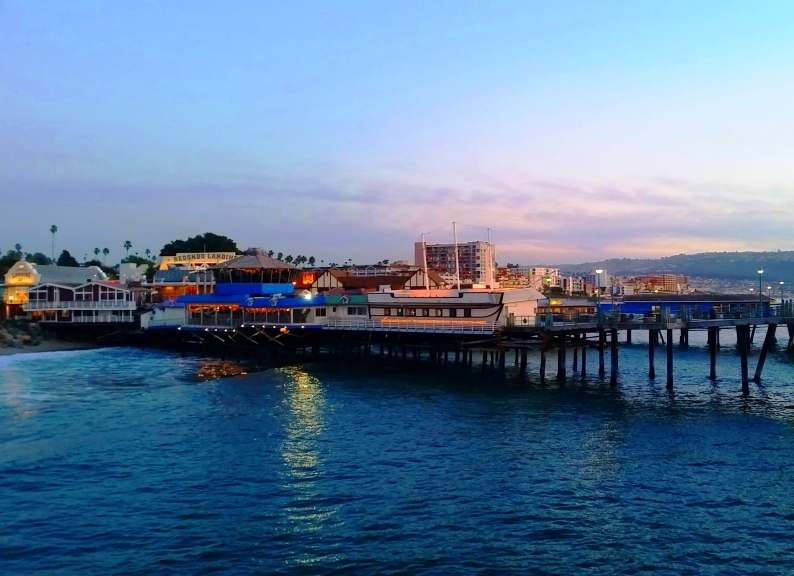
[546,251,794,281]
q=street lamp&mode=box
[758,268,764,314]
[595,269,603,321]
[780,281,785,302]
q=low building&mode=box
[3,261,107,317]
[24,280,136,323]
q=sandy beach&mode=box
[0,341,100,356]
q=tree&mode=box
[159,232,239,256]
[94,247,100,259]
[284,255,294,264]
[267,250,274,257]
[50,225,57,260]
[124,240,132,257]
[145,249,151,260]
[102,247,109,264]
[308,256,316,266]
[57,250,79,267]
[14,243,21,254]
[25,252,51,265]
[277,252,283,260]
[382,259,390,265]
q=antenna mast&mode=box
[486,227,493,288]
[453,221,461,290]
[421,233,430,292]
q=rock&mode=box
[9,339,23,348]
[17,334,32,344]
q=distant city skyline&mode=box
[3,1,794,263]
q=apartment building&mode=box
[415,241,496,287]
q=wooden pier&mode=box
[148,311,794,396]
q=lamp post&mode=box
[780,281,785,303]
[758,268,764,315]
[595,269,603,322]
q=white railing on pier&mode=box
[41,315,134,323]
[321,317,498,334]
[25,300,135,311]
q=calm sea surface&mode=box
[2,330,794,574]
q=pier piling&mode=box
[648,329,655,379]
[708,327,717,380]
[753,324,777,382]
[738,326,750,395]
[666,329,674,390]
[598,329,605,378]
[610,329,618,387]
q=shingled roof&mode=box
[209,248,295,270]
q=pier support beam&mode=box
[581,345,587,377]
[598,329,605,378]
[610,329,618,387]
[708,327,717,380]
[753,324,777,383]
[738,325,750,395]
[666,329,674,390]
[519,348,527,375]
[648,329,655,379]
[558,334,567,381]
[540,349,547,381]
[572,347,578,373]
[498,350,506,377]
[626,329,632,346]
[679,329,689,349]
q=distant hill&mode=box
[544,251,794,281]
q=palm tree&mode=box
[102,248,109,265]
[277,252,283,260]
[284,255,294,264]
[145,249,151,260]
[267,250,274,257]
[123,240,132,258]
[94,247,100,260]
[308,256,316,266]
[50,225,57,260]
[14,243,21,254]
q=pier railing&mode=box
[321,317,498,334]
[25,300,135,311]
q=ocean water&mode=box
[2,330,794,574]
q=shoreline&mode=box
[0,340,100,357]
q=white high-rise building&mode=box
[414,240,497,287]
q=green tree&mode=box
[25,252,51,265]
[308,256,316,266]
[50,225,57,260]
[159,232,239,256]
[284,255,294,264]
[123,240,132,257]
[145,248,151,260]
[57,250,79,267]
[94,247,100,259]
[102,247,109,264]
[267,250,274,257]
[14,243,21,254]
[277,252,283,260]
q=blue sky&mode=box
[2,1,794,264]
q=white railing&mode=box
[40,315,134,323]
[321,317,498,334]
[25,300,135,311]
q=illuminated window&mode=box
[422,308,429,317]
[397,308,404,316]
[406,308,417,317]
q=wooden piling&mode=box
[598,329,605,378]
[610,328,618,387]
[708,327,717,380]
[666,329,673,390]
[738,326,750,395]
[626,329,632,346]
[753,324,777,382]
[581,345,587,377]
[648,329,655,379]
[540,349,547,381]
[558,334,567,381]
[573,347,578,372]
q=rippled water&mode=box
[2,332,794,574]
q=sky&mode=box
[2,0,794,265]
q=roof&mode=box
[323,269,445,290]
[209,248,295,270]
[36,265,107,284]
[154,269,214,283]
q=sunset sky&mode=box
[2,1,794,264]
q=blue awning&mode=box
[177,294,249,305]
[246,295,326,308]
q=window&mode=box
[316,308,327,317]
[383,308,391,316]
[397,308,404,316]
[347,307,357,315]
[406,308,417,317]
[449,309,457,318]
[436,309,443,317]
[357,307,368,316]
[422,308,429,317]
[464,309,472,318]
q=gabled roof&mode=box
[209,248,295,270]
[36,265,107,284]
